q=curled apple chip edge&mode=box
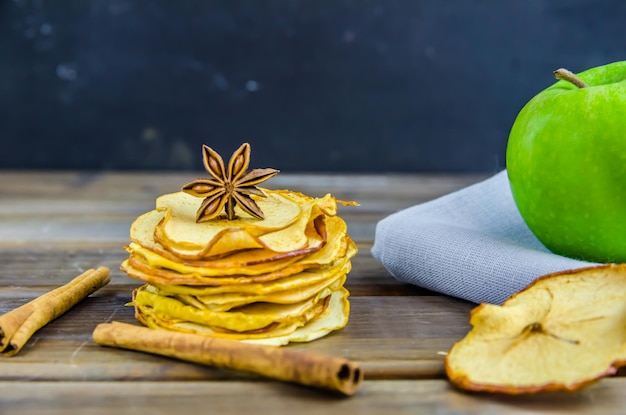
[445,263,626,394]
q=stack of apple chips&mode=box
[120,189,357,346]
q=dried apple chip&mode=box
[155,191,339,258]
[156,258,351,297]
[133,283,332,332]
[446,264,626,394]
[135,288,350,346]
[125,217,352,278]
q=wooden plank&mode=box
[0,172,484,241]
[0,378,623,415]
[0,241,407,290]
[0,172,485,201]
[0,174,482,229]
[0,217,381,243]
[0,295,473,381]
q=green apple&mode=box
[506,61,626,263]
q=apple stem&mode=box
[553,68,587,88]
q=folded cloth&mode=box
[371,170,595,305]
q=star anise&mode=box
[182,143,279,222]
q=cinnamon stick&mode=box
[0,267,111,357]
[93,321,363,396]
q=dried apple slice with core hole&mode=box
[446,264,626,394]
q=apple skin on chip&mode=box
[445,264,626,394]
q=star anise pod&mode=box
[182,143,279,222]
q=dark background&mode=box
[1,0,624,172]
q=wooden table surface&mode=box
[1,171,625,414]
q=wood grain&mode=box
[1,379,625,415]
[11,172,609,413]
[0,294,473,381]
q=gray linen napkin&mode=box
[371,170,595,305]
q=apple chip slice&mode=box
[446,264,626,394]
